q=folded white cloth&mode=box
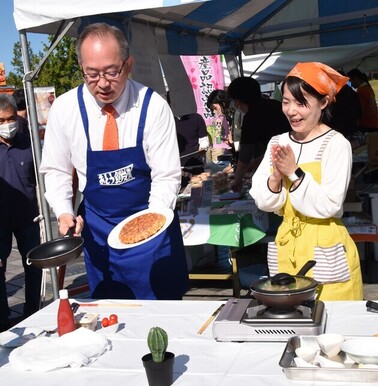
[9,327,110,372]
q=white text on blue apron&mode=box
[97,164,135,186]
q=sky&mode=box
[1,0,48,78]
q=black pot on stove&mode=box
[250,261,319,309]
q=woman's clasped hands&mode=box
[269,144,298,191]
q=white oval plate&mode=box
[341,337,378,364]
[107,208,174,249]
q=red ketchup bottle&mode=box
[57,289,75,336]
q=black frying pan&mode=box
[26,228,84,269]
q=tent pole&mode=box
[19,30,59,301]
[250,39,283,77]
[28,20,77,81]
[237,51,244,77]
[224,55,240,81]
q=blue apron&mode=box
[77,85,188,299]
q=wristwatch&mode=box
[288,167,305,182]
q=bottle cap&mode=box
[59,289,69,299]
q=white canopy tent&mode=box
[14,0,378,55]
[226,42,378,85]
[12,0,378,297]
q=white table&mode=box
[1,299,378,385]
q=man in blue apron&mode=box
[40,23,189,300]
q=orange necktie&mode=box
[102,104,119,150]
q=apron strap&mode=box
[315,130,337,161]
[78,85,153,149]
[77,84,92,151]
[136,88,153,145]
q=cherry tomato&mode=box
[109,314,118,323]
[101,317,109,327]
[109,318,117,326]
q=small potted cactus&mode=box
[142,326,175,386]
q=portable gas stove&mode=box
[213,298,327,342]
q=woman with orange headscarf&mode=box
[251,62,363,301]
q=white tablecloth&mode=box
[0,299,378,385]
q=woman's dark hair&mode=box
[206,89,230,113]
[281,76,332,123]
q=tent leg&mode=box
[250,39,283,78]
[224,55,240,81]
[237,51,244,77]
[19,30,59,301]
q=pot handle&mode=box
[296,260,316,276]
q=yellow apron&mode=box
[267,144,363,301]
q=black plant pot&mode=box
[142,352,175,386]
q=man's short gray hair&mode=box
[0,94,17,114]
[75,22,130,64]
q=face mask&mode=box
[0,122,18,140]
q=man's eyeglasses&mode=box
[82,62,125,82]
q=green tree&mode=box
[7,36,82,96]
[37,36,82,96]
[6,41,42,88]
[5,72,22,89]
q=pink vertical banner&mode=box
[180,55,225,126]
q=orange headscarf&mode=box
[287,62,348,101]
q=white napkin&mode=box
[9,327,110,372]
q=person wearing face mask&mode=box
[250,62,363,301]
[0,94,41,332]
[227,77,290,192]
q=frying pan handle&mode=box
[296,260,316,276]
[366,300,378,313]
[64,227,76,237]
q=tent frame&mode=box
[19,20,77,300]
